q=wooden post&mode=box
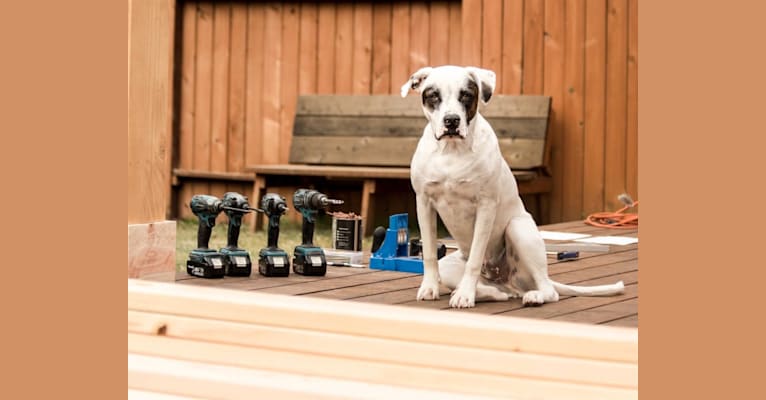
[361,179,376,236]
[128,0,176,281]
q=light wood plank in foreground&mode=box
[129,279,637,363]
[129,353,498,400]
[128,334,634,400]
[128,310,637,389]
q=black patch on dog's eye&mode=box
[422,86,441,111]
[461,79,479,122]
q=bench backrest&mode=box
[290,95,551,169]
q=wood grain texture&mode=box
[129,278,638,363]
[543,0,565,222]
[371,2,392,94]
[192,2,214,200]
[448,0,463,64]
[604,0,628,210]
[352,2,373,95]
[129,353,493,400]
[244,3,265,167]
[316,2,336,94]
[626,0,638,202]
[389,1,410,93]
[501,0,523,94]
[298,2,318,94]
[481,0,502,79]
[522,0,544,94]
[210,2,230,173]
[561,0,585,220]
[261,3,282,164]
[128,221,176,281]
[280,3,300,163]
[583,0,607,215]
[127,0,174,223]
[409,1,430,72]
[177,2,197,219]
[461,0,482,66]
[429,1,450,67]
[334,3,354,94]
[227,3,247,174]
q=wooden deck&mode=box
[175,220,638,328]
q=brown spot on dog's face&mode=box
[461,79,479,123]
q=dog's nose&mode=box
[443,114,460,129]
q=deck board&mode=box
[175,221,638,327]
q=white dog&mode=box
[401,65,625,308]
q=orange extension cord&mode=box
[585,195,639,229]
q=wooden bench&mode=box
[245,94,552,233]
[129,279,637,399]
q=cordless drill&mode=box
[220,192,256,277]
[292,189,344,276]
[187,195,230,278]
[256,193,291,277]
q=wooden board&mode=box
[129,280,638,363]
[129,353,495,400]
[288,136,546,169]
[561,0,586,220]
[371,2,392,94]
[501,0,524,95]
[128,221,176,282]
[295,95,551,118]
[604,0,629,210]
[582,0,608,215]
[127,0,174,224]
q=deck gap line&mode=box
[242,270,387,291]
[294,275,424,296]
[598,313,638,325]
[542,297,639,320]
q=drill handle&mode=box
[197,218,213,249]
[301,216,315,246]
[267,215,281,248]
[226,214,242,249]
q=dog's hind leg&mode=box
[505,215,559,306]
[440,250,510,302]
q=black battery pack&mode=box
[220,248,252,277]
[186,250,226,278]
[259,248,291,277]
[292,245,327,276]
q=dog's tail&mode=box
[551,280,625,296]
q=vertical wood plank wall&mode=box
[173,0,638,223]
[128,0,175,224]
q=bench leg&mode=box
[361,179,376,236]
[538,193,550,225]
[249,175,265,232]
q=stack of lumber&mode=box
[128,279,637,399]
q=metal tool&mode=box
[547,251,580,261]
[292,189,344,276]
[219,192,256,277]
[369,213,448,274]
[187,194,250,278]
[255,193,291,277]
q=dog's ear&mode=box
[400,67,433,98]
[466,67,496,104]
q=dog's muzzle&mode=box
[439,114,462,140]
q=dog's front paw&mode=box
[416,279,441,301]
[522,290,545,306]
[449,286,476,308]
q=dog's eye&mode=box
[460,92,474,102]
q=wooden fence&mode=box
[173,0,638,223]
